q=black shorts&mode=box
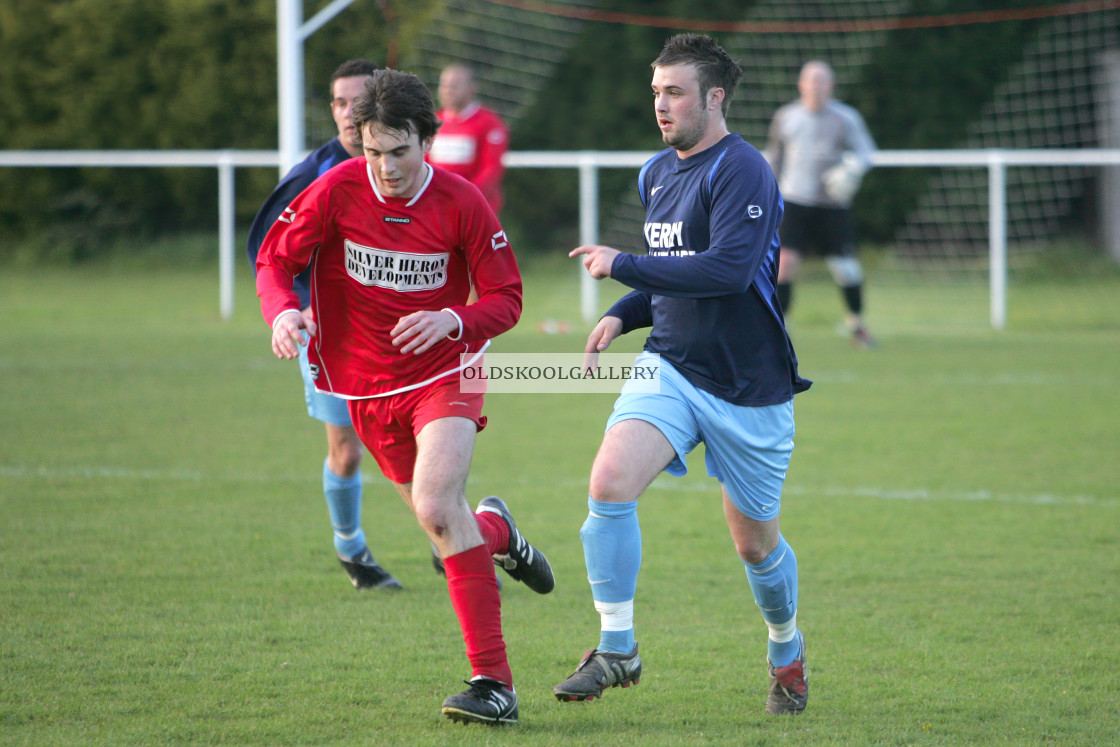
[779,201,857,257]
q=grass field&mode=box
[3,247,1119,745]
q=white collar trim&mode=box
[366,161,433,208]
[446,101,481,121]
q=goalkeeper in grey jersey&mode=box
[765,60,877,347]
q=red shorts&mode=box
[347,375,486,484]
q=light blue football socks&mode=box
[744,534,801,667]
[323,459,365,559]
[580,496,800,664]
[581,497,641,654]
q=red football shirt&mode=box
[256,158,522,399]
[429,102,508,214]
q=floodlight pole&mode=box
[277,0,359,175]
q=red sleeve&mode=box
[444,190,521,341]
[255,186,326,325]
[473,111,508,212]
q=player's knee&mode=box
[738,541,772,565]
[733,528,781,564]
[826,255,863,286]
[327,432,363,476]
[337,443,364,474]
[587,464,635,503]
[411,497,451,537]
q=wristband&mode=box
[271,308,301,331]
[441,308,464,340]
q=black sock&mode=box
[777,282,792,313]
[841,284,863,316]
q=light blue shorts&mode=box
[298,335,352,427]
[606,352,795,521]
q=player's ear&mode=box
[421,137,433,155]
[709,87,725,112]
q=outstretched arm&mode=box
[569,244,620,279]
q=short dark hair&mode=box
[329,58,380,94]
[651,34,742,115]
[352,69,440,143]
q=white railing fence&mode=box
[0,150,280,321]
[3,148,1120,328]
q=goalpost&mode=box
[276,0,360,176]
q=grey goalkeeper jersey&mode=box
[764,99,876,208]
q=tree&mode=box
[0,0,443,260]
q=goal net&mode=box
[601,1,1120,280]
[891,8,1120,273]
[401,0,597,126]
[381,1,1120,284]
[600,0,915,259]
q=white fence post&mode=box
[218,154,236,320]
[6,148,1120,326]
[988,150,1008,332]
[578,154,600,323]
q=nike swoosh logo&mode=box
[588,579,610,585]
[651,185,664,195]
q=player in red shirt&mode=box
[256,69,553,726]
[429,64,509,215]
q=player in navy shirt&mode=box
[245,59,405,590]
[554,34,812,716]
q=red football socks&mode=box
[474,509,510,556]
[443,545,511,686]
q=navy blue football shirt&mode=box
[607,133,811,406]
[247,138,354,308]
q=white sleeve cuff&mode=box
[271,308,302,331]
[441,308,464,341]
